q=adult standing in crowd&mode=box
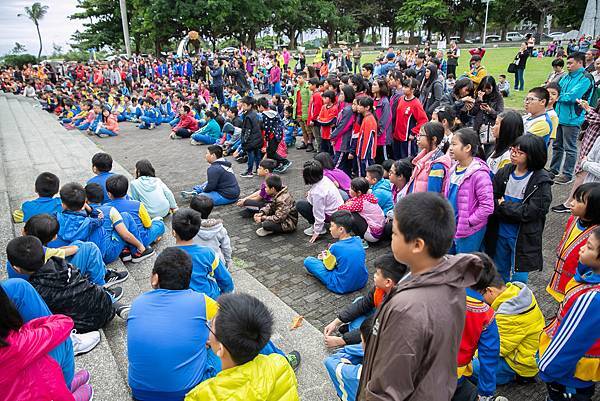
[447,40,460,78]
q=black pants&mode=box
[375,145,391,165]
[175,128,193,138]
[351,212,368,238]
[546,382,596,401]
[447,64,457,78]
[262,220,286,233]
[214,85,224,105]
[266,138,288,165]
[450,379,477,401]
[296,199,314,224]
[320,139,333,155]
[240,199,267,217]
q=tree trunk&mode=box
[35,22,42,60]
[289,30,298,49]
[536,9,546,42]
[326,28,335,45]
[358,29,365,44]
[371,26,377,45]
[391,26,398,45]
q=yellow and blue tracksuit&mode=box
[106,197,165,247]
[324,344,363,401]
[12,196,62,223]
[176,244,233,301]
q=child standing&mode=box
[129,159,178,219]
[485,135,553,283]
[254,175,298,236]
[190,195,233,269]
[355,97,378,177]
[547,183,600,301]
[487,111,524,177]
[538,227,600,401]
[446,128,494,253]
[239,97,263,178]
[330,85,356,177]
[315,90,339,154]
[303,210,368,294]
[307,78,324,152]
[257,97,292,172]
[393,78,428,159]
[13,172,62,223]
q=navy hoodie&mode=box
[205,159,240,200]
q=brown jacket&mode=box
[260,187,298,232]
[357,254,483,401]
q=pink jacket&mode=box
[339,193,385,238]
[105,114,119,133]
[0,315,75,401]
[444,158,494,238]
[84,110,96,123]
[407,148,452,193]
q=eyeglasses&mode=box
[206,320,217,339]
[510,146,526,156]
[524,97,540,103]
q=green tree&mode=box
[17,2,49,60]
[11,42,27,55]
[70,0,128,51]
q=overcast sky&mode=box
[0,1,84,56]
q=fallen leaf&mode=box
[290,315,304,330]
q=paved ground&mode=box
[87,119,595,401]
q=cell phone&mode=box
[480,102,488,107]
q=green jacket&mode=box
[293,82,311,121]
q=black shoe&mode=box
[236,155,248,164]
[240,171,254,178]
[106,286,123,302]
[114,302,131,320]
[119,248,132,262]
[131,247,155,263]
[296,142,307,150]
[515,374,538,385]
[103,269,129,288]
[551,204,571,213]
[554,175,574,185]
[305,143,314,152]
[338,323,349,334]
[286,351,301,372]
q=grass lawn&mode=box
[303,47,554,110]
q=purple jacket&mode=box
[444,158,494,238]
[324,168,352,192]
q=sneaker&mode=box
[240,171,254,178]
[305,143,314,152]
[106,286,123,303]
[70,369,91,391]
[236,155,248,163]
[71,331,101,356]
[278,160,293,173]
[114,302,132,320]
[493,398,509,401]
[303,225,327,236]
[286,351,301,372]
[120,248,132,262]
[103,269,129,288]
[149,123,155,130]
[190,139,202,146]
[361,239,370,249]
[296,142,307,150]
[72,383,94,401]
[515,374,538,385]
[551,203,571,213]
[131,247,155,263]
[180,190,198,200]
[256,227,274,237]
[554,175,574,185]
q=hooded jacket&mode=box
[407,148,452,194]
[259,186,298,232]
[331,102,356,152]
[484,166,553,273]
[205,159,240,200]
[184,353,299,401]
[370,179,394,215]
[556,67,593,127]
[444,158,494,239]
[0,315,75,401]
[193,218,233,268]
[130,176,177,219]
[357,254,483,401]
[241,110,263,150]
[28,257,115,333]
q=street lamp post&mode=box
[119,0,131,57]
[482,0,491,46]
[271,12,276,50]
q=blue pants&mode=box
[304,257,332,289]
[270,81,282,96]
[358,158,374,177]
[169,117,180,127]
[514,68,525,91]
[117,114,126,122]
[68,240,107,285]
[392,139,417,160]
[78,122,91,130]
[192,183,238,206]
[492,235,529,283]
[191,133,218,144]
[139,116,157,129]
[472,356,517,386]
[141,219,166,247]
[61,118,72,124]
[450,227,486,254]
[96,128,118,137]
[2,278,75,387]
[161,115,175,123]
[246,148,262,173]
[102,212,143,263]
[550,125,580,180]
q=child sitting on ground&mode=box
[339,177,386,245]
[94,106,119,138]
[181,145,240,206]
[236,159,277,217]
[13,172,62,223]
[323,254,407,348]
[87,152,115,204]
[184,293,300,401]
[172,208,234,300]
[190,195,233,269]
[6,236,121,333]
[170,104,199,139]
[365,164,394,215]
[106,174,166,247]
[303,210,368,294]
[253,175,298,237]
[129,159,178,219]
[324,316,373,401]
[538,226,600,401]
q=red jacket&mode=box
[0,315,75,401]
[308,92,323,123]
[394,96,428,142]
[457,294,495,366]
[317,103,339,140]
[104,114,119,133]
[356,112,378,160]
[175,112,199,132]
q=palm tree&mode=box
[18,2,49,60]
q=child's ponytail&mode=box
[455,128,485,160]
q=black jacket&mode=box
[484,166,553,273]
[337,287,378,345]
[28,257,115,333]
[241,110,263,150]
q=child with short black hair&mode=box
[323,253,407,348]
[257,97,292,173]
[189,195,233,269]
[172,208,233,300]
[303,210,368,294]
[106,174,166,247]
[253,175,298,237]
[181,145,240,205]
[185,293,300,401]
[236,158,277,217]
[358,192,483,400]
[87,152,114,204]
[339,177,386,245]
[13,172,62,223]
[365,164,394,214]
[381,159,394,179]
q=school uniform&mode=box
[176,244,233,300]
[107,197,165,247]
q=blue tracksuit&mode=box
[176,244,234,300]
[87,171,115,204]
[106,197,165,247]
[16,196,62,223]
[324,344,364,401]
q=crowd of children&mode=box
[2,43,600,401]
